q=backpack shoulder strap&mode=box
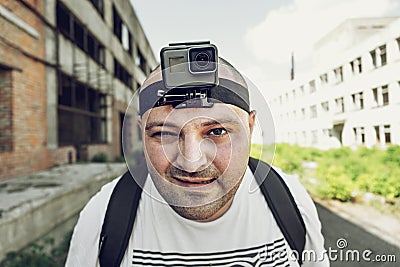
[98,163,148,267]
[248,157,306,265]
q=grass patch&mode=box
[1,231,72,267]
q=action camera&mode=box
[160,41,218,89]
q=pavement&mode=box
[314,197,400,249]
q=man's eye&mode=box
[208,128,227,136]
[151,131,177,138]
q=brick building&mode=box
[0,0,156,179]
[0,0,51,178]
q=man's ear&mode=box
[249,110,256,136]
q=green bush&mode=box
[383,145,400,166]
[317,165,354,202]
[91,153,108,163]
[114,155,125,163]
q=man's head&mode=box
[139,58,256,222]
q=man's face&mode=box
[141,102,255,221]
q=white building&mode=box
[272,17,400,149]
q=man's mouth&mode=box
[172,176,217,187]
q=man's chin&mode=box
[168,181,240,222]
[170,201,226,222]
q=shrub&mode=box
[317,165,354,202]
[114,155,125,163]
[91,153,108,163]
[383,145,400,167]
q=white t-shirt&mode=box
[66,166,329,267]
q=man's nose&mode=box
[174,134,211,173]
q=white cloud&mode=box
[244,0,399,65]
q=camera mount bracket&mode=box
[156,88,214,109]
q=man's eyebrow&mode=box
[145,122,179,131]
[200,118,242,127]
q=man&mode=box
[66,43,328,266]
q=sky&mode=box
[130,0,400,98]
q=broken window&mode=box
[58,73,107,146]
[114,58,132,88]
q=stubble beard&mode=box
[168,176,243,221]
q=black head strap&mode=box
[139,78,249,115]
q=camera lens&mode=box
[195,52,210,68]
[189,46,217,73]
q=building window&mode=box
[379,45,387,66]
[335,97,344,113]
[321,101,329,112]
[285,92,289,102]
[310,105,317,118]
[334,66,343,83]
[320,73,328,85]
[121,24,132,54]
[114,58,132,88]
[350,57,362,74]
[87,33,105,66]
[370,50,377,68]
[56,2,71,38]
[301,108,306,119]
[113,5,132,55]
[384,125,391,143]
[0,69,13,152]
[113,6,122,40]
[136,48,147,74]
[73,20,85,51]
[373,85,390,107]
[292,89,296,99]
[382,85,389,105]
[372,87,378,105]
[292,110,296,119]
[374,126,380,144]
[352,92,364,110]
[397,37,400,52]
[58,73,107,146]
[90,0,104,17]
[309,80,316,93]
[353,127,365,144]
[279,95,282,105]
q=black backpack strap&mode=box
[98,163,148,267]
[248,157,306,265]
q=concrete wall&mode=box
[0,163,126,261]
